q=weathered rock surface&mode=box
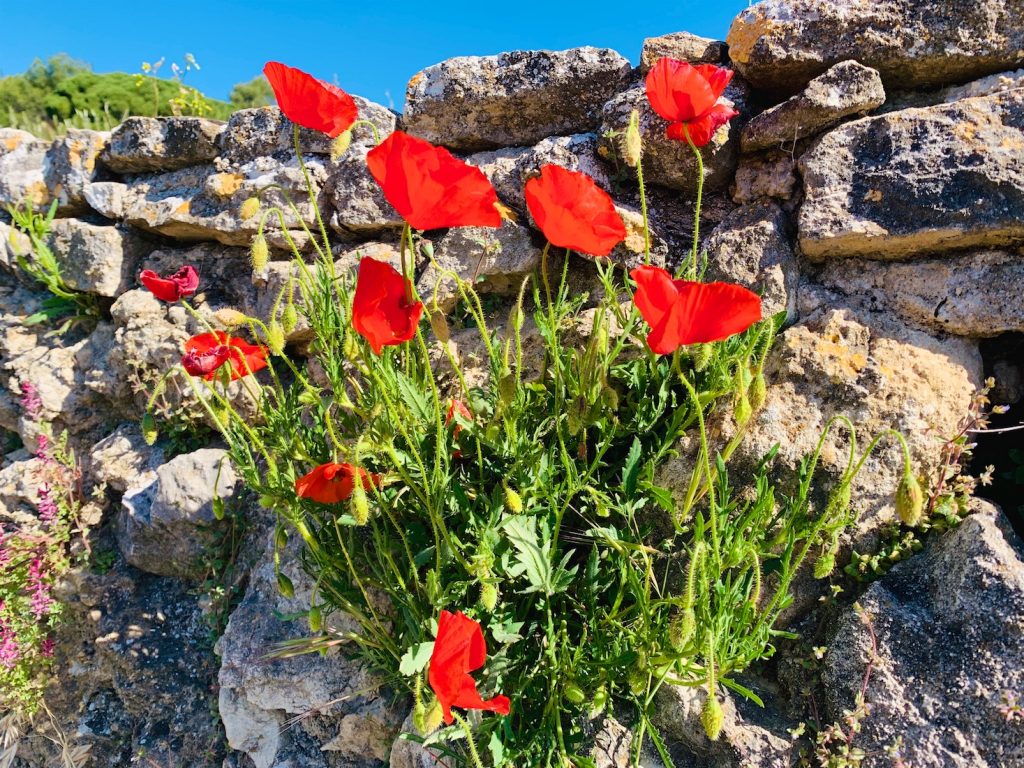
[821,502,1024,767]
[599,80,748,194]
[883,67,1024,113]
[0,128,50,208]
[403,47,633,151]
[741,61,885,152]
[727,0,1024,91]
[46,217,149,297]
[117,447,238,579]
[102,116,225,173]
[816,249,1024,337]
[327,141,404,235]
[640,32,727,72]
[798,90,1024,260]
[731,151,798,204]
[88,423,165,494]
[704,201,798,321]
[217,533,403,768]
[42,128,110,213]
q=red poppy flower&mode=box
[182,332,269,380]
[523,164,626,256]
[645,59,739,148]
[445,398,472,439]
[428,610,511,725]
[352,257,424,354]
[140,266,199,302]
[295,462,381,504]
[263,61,358,139]
[366,131,502,231]
[630,266,762,355]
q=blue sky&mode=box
[0,1,747,111]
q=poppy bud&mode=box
[282,302,299,334]
[343,332,359,361]
[267,321,286,355]
[601,385,619,412]
[427,309,450,343]
[351,481,369,525]
[141,412,158,446]
[212,496,225,521]
[668,607,696,651]
[239,197,260,221]
[330,128,353,161]
[277,571,295,599]
[750,371,767,411]
[813,547,837,580]
[692,343,713,372]
[419,239,434,260]
[734,394,752,427]
[250,233,269,273]
[479,582,498,612]
[563,682,586,706]
[275,526,288,550]
[498,371,517,405]
[628,657,647,695]
[414,698,443,735]
[702,694,724,741]
[896,470,924,526]
[215,308,249,327]
[308,604,322,633]
[591,685,609,716]
[504,485,524,514]
[623,109,643,168]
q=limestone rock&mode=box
[82,180,128,219]
[821,502,1024,767]
[326,140,404,235]
[816,249,1024,337]
[741,61,885,152]
[417,223,541,311]
[731,151,797,204]
[884,67,1024,113]
[798,90,1024,261]
[599,80,748,194]
[46,217,150,297]
[88,423,165,494]
[220,98,397,163]
[217,532,403,768]
[117,447,238,578]
[727,0,1024,91]
[0,219,32,271]
[0,128,51,209]
[705,201,798,321]
[403,47,633,151]
[42,129,111,214]
[640,32,728,72]
[102,116,225,173]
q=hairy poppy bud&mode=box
[282,302,299,334]
[308,604,322,633]
[266,321,285,355]
[504,485,524,514]
[427,309,450,343]
[330,128,353,161]
[623,109,643,168]
[591,684,608,716]
[750,371,767,411]
[498,371,517,405]
[414,698,443,735]
[563,682,586,706]
[275,526,288,550]
[419,239,434,260]
[692,343,713,372]
[276,571,295,599]
[479,582,498,612]
[628,657,647,695]
[351,481,369,525]
[250,233,269,273]
[702,694,724,741]
[239,197,260,221]
[215,308,248,327]
[343,332,359,361]
[669,607,696,652]
[212,496,225,521]
[896,470,924,526]
[734,394,752,427]
[141,412,158,446]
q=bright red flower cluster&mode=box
[645,58,739,147]
[181,332,269,381]
[428,610,510,724]
[295,462,381,504]
[263,61,358,138]
[140,265,199,302]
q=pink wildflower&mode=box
[40,637,55,658]
[19,382,42,420]
[36,485,58,525]
[28,558,53,620]
[0,608,19,669]
[0,528,8,568]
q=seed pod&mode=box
[623,109,643,168]
[282,302,299,334]
[749,371,767,410]
[277,571,295,599]
[692,343,713,372]
[141,412,158,446]
[239,197,260,221]
[250,233,269,273]
[504,485,524,514]
[701,695,724,741]
[330,128,353,160]
[479,582,498,612]
[308,604,323,633]
[895,470,924,526]
[563,682,586,706]
[351,481,369,525]
[668,607,696,651]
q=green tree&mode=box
[229,74,273,110]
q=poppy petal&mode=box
[524,165,626,256]
[645,58,718,124]
[263,61,358,138]
[666,103,739,147]
[693,63,735,101]
[428,610,510,725]
[352,257,423,354]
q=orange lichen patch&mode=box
[209,172,245,197]
[618,208,647,254]
[26,181,50,207]
[175,200,192,215]
[863,189,883,202]
[726,11,775,66]
[1000,135,1024,151]
[812,335,868,380]
[953,120,979,143]
[407,71,425,90]
[4,135,25,152]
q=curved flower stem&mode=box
[683,127,705,281]
[349,118,381,145]
[636,156,651,265]
[452,712,487,768]
[256,185,329,263]
[292,124,333,258]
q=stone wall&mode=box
[1,0,1023,765]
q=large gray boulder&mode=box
[640,32,727,73]
[820,502,1024,767]
[42,128,111,214]
[798,90,1024,261]
[0,128,51,209]
[727,0,1024,91]
[740,61,885,152]
[46,217,150,297]
[102,116,225,173]
[403,47,633,151]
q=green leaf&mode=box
[622,437,642,497]
[719,676,764,707]
[503,517,553,596]
[394,370,433,424]
[490,619,525,644]
[398,641,435,676]
[488,732,504,766]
